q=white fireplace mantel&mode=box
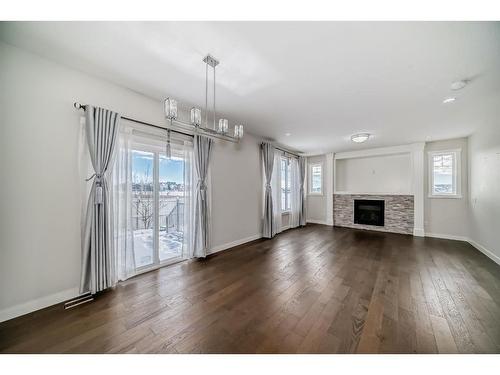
[332,143,425,236]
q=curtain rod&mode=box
[74,103,240,143]
[262,142,300,158]
[74,102,194,138]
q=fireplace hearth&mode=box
[354,199,385,226]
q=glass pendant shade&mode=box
[218,118,229,134]
[234,125,244,139]
[190,107,202,126]
[164,98,178,119]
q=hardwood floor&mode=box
[1,224,500,354]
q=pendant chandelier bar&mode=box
[164,54,243,142]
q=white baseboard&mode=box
[425,232,469,242]
[306,219,329,225]
[468,238,500,266]
[0,287,79,323]
[425,233,500,266]
[413,228,425,237]
[208,233,262,255]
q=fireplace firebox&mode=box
[354,199,385,226]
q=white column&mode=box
[411,143,425,236]
[326,153,334,226]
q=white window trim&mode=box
[308,162,324,196]
[428,149,462,199]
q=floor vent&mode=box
[64,292,94,309]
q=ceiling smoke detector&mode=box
[351,133,370,143]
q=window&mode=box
[428,150,461,198]
[309,163,323,195]
[281,157,291,212]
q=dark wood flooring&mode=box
[1,224,500,353]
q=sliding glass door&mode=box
[131,138,187,272]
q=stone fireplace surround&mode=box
[333,194,414,235]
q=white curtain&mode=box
[289,157,301,228]
[111,126,136,281]
[271,150,282,236]
[183,140,196,259]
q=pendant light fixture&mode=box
[234,125,244,139]
[190,107,201,126]
[218,118,229,134]
[164,98,178,120]
[162,54,243,142]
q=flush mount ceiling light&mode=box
[450,80,467,90]
[351,133,370,143]
[162,54,243,142]
[443,97,456,104]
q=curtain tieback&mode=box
[198,179,208,201]
[86,173,104,205]
[265,182,272,192]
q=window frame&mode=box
[428,149,462,199]
[308,162,324,196]
[280,156,292,213]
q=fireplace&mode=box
[354,199,385,226]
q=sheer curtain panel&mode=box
[111,126,136,281]
[289,157,301,228]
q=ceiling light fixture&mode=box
[351,133,370,143]
[443,97,456,104]
[162,54,244,142]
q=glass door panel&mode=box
[131,150,155,268]
[158,153,185,262]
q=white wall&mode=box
[0,42,263,321]
[210,136,262,251]
[335,153,412,194]
[468,118,500,264]
[424,138,469,239]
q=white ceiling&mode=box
[1,21,499,154]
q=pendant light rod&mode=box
[202,54,219,131]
